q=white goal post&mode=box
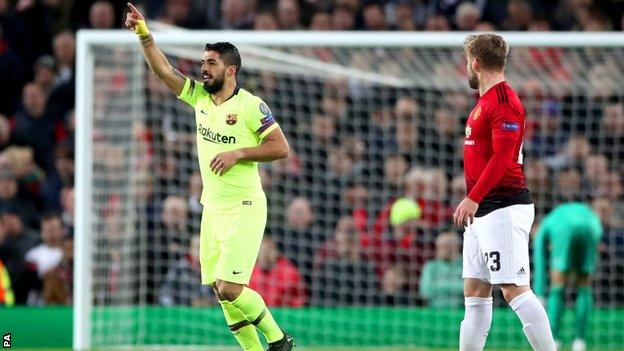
[74,31,624,351]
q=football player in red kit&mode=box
[453,34,556,351]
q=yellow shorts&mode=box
[199,197,267,285]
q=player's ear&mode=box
[471,57,479,72]
[227,65,237,77]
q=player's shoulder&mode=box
[238,88,265,105]
[238,88,272,114]
[487,82,524,115]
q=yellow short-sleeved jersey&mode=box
[178,78,278,212]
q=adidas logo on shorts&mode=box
[518,267,526,275]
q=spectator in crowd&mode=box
[341,181,369,236]
[220,0,254,29]
[600,103,624,169]
[159,234,212,306]
[450,173,466,207]
[310,11,332,30]
[249,235,306,307]
[0,204,38,304]
[455,1,481,30]
[584,154,609,191]
[156,0,195,28]
[390,1,417,30]
[379,263,413,305]
[331,5,356,30]
[546,135,591,172]
[0,146,44,217]
[146,195,190,303]
[593,198,624,258]
[89,0,116,29]
[312,216,377,305]
[554,168,585,202]
[362,2,387,30]
[595,171,624,214]
[24,212,66,304]
[254,11,279,30]
[161,195,190,260]
[42,235,73,305]
[393,97,420,163]
[383,154,408,193]
[0,169,38,229]
[431,107,460,170]
[577,5,613,31]
[419,231,463,308]
[12,83,56,171]
[425,14,451,31]
[370,197,426,301]
[502,0,533,30]
[525,160,553,215]
[277,0,302,30]
[32,55,58,96]
[52,31,75,85]
[276,197,317,283]
[40,143,74,211]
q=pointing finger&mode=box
[128,3,140,14]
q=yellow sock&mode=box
[231,287,284,343]
[219,299,263,351]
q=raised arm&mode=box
[125,3,185,96]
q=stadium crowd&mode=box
[0,0,623,307]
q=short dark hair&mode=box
[205,42,241,75]
[463,33,509,71]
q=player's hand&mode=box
[210,150,242,176]
[453,197,479,229]
[125,3,148,36]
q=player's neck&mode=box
[478,72,506,97]
[211,79,238,106]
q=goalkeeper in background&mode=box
[125,3,294,351]
[533,202,603,351]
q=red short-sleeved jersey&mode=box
[463,81,527,203]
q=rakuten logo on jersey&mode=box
[198,124,236,144]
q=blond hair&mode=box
[464,33,509,70]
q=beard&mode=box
[203,71,225,93]
[468,70,479,89]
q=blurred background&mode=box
[0,0,623,350]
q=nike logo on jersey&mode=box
[232,270,243,275]
[200,109,210,115]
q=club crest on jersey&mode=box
[472,106,482,120]
[226,114,237,125]
[465,126,472,137]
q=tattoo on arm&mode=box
[172,68,186,79]
[140,34,154,48]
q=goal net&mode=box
[75,31,624,350]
